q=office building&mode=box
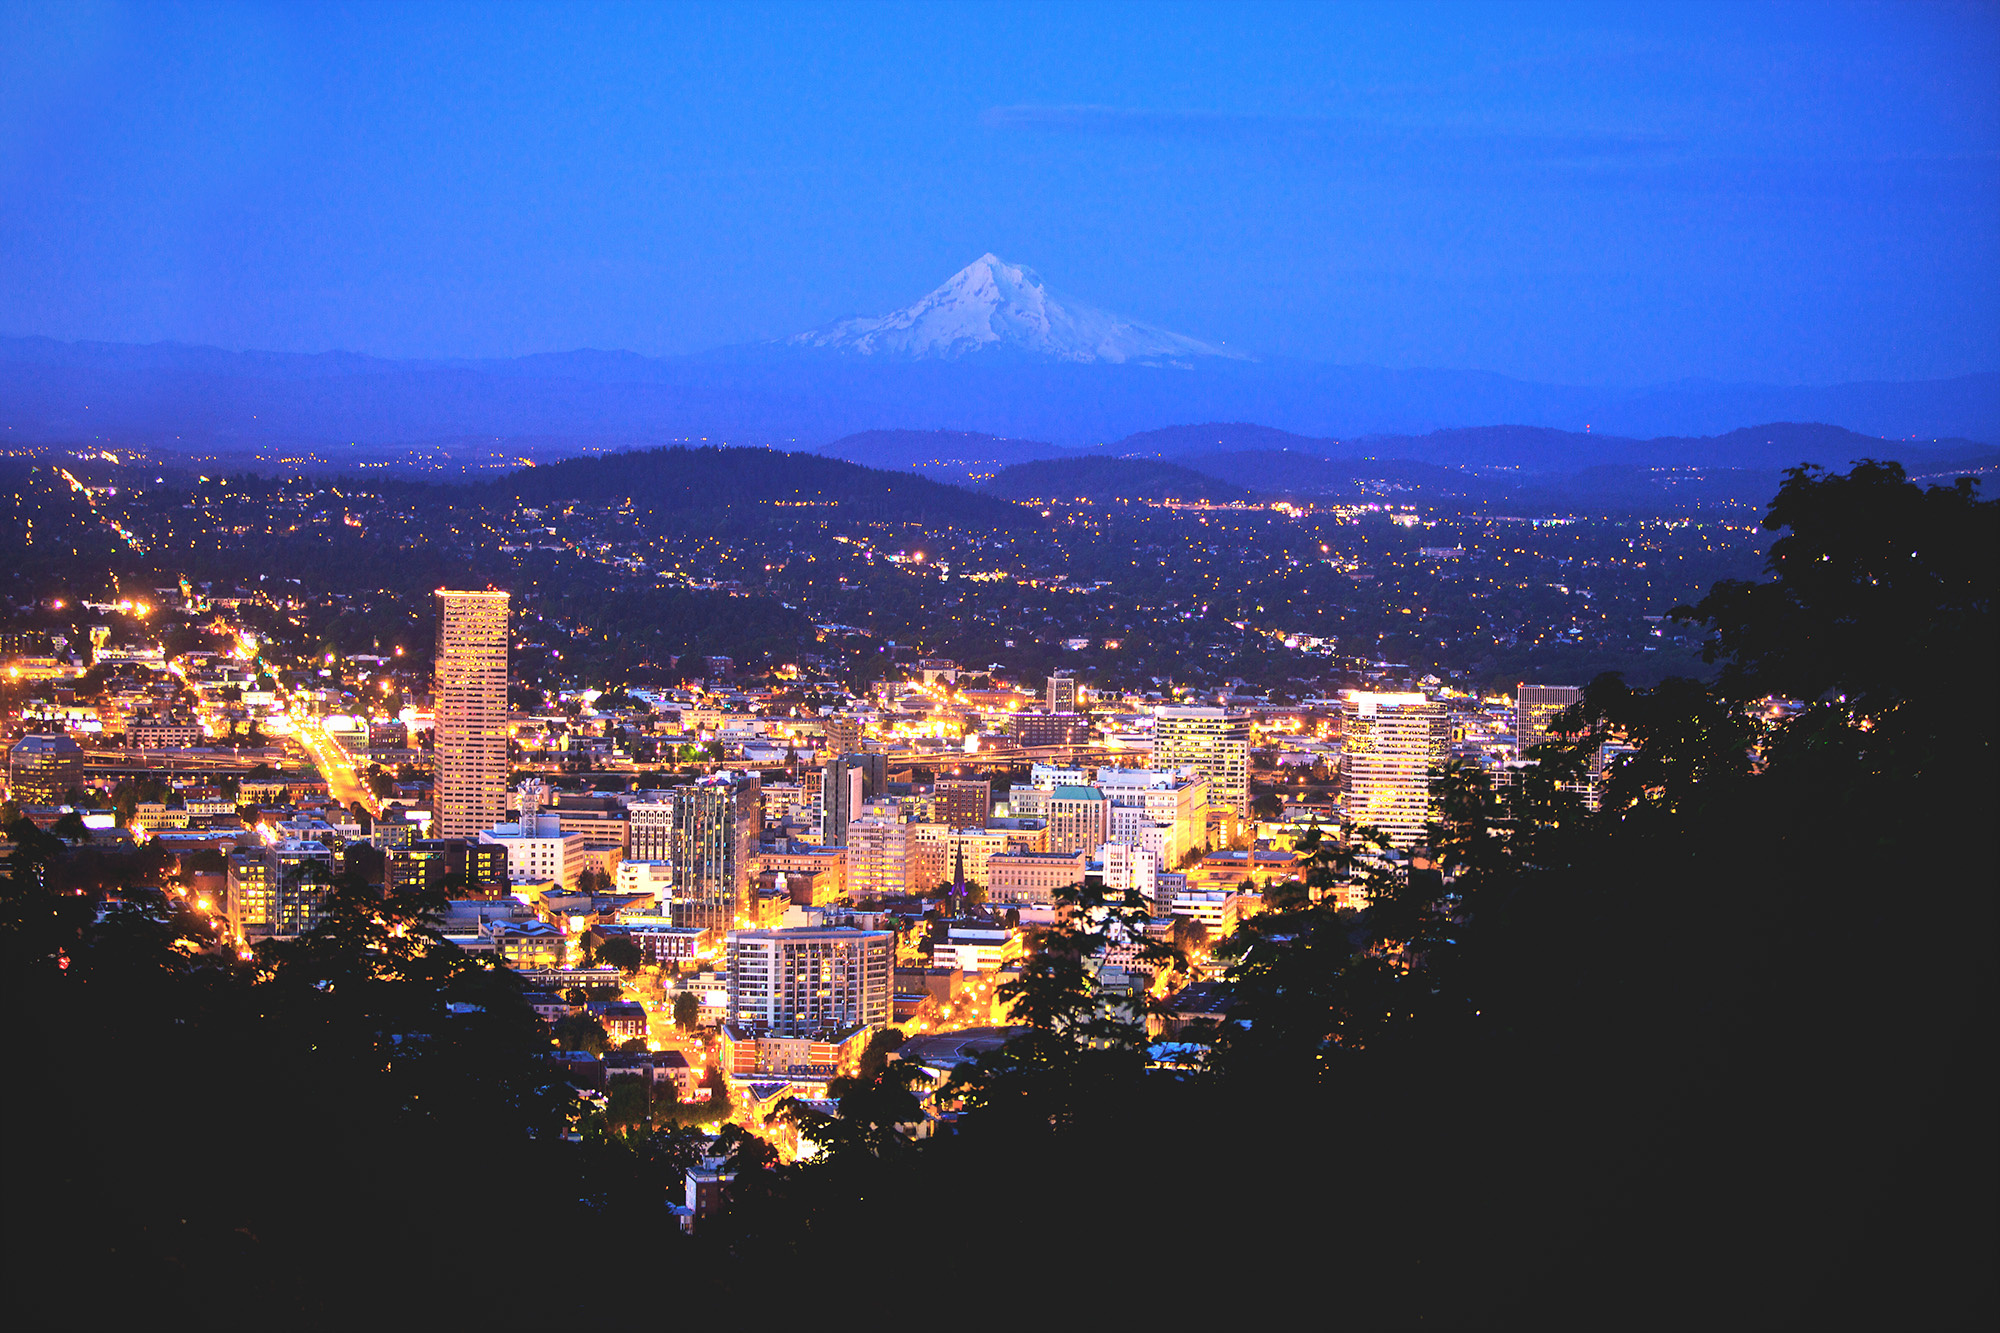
[1096,766,1210,865]
[943,827,1009,890]
[616,860,674,897]
[904,821,950,895]
[6,732,82,805]
[726,927,894,1037]
[821,714,864,760]
[987,849,1088,906]
[1098,841,1160,902]
[1013,712,1088,750]
[1046,674,1079,713]
[628,796,676,862]
[1516,683,1585,757]
[386,837,450,896]
[759,842,848,902]
[1340,692,1449,848]
[1153,707,1250,817]
[932,777,991,830]
[672,772,760,934]
[932,921,1014,973]
[819,752,884,846]
[1046,785,1111,856]
[433,589,510,838]
[480,815,589,891]
[820,758,863,846]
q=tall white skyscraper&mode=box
[1339,691,1449,848]
[432,589,510,839]
[1153,707,1249,817]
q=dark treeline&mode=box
[2,461,1991,1326]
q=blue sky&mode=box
[2,1,1995,385]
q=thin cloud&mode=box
[978,104,1678,162]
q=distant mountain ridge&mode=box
[811,428,1080,479]
[2,320,1995,450]
[827,419,1998,478]
[981,456,1253,504]
[962,420,1997,509]
[1136,420,1999,472]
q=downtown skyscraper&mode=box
[673,771,761,935]
[1339,691,1449,848]
[1153,706,1250,817]
[1515,683,1584,757]
[433,589,510,839]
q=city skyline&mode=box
[0,7,1989,1324]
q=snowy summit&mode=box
[787,253,1242,365]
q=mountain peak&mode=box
[787,254,1242,365]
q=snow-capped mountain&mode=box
[787,253,1244,365]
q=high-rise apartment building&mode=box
[671,772,760,934]
[1046,674,1079,713]
[1340,692,1449,848]
[432,589,510,839]
[845,816,915,898]
[1153,707,1250,817]
[225,847,273,941]
[271,838,338,938]
[1515,683,1584,757]
[726,927,894,1037]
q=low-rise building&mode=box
[490,919,568,970]
[605,915,710,965]
[592,1000,649,1043]
[932,922,1016,973]
[718,1022,871,1078]
[480,815,589,891]
[986,849,1088,906]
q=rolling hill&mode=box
[480,445,1036,529]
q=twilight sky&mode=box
[2,1,1996,386]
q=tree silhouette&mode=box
[597,935,644,973]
